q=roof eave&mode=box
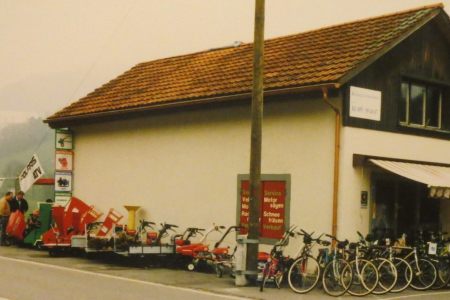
[44,82,340,128]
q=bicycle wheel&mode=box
[372,258,397,295]
[410,258,437,290]
[322,258,352,297]
[390,257,413,293]
[288,255,321,293]
[347,259,379,296]
[432,257,450,290]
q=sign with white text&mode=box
[237,174,290,243]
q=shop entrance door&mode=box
[372,175,439,241]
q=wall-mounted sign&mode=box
[361,191,368,208]
[55,172,72,192]
[55,193,71,206]
[55,129,73,150]
[55,150,74,172]
[19,154,45,193]
[349,86,381,121]
[237,174,290,244]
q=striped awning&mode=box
[370,159,450,199]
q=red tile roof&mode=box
[46,4,445,123]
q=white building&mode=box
[46,4,450,249]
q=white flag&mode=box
[0,178,4,189]
[19,154,45,193]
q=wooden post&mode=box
[247,0,265,281]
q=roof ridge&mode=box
[133,3,443,68]
[266,3,443,43]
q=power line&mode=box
[66,0,137,102]
[23,0,138,166]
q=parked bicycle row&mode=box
[259,225,450,296]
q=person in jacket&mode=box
[0,192,13,245]
[10,191,28,214]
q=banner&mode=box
[19,154,45,193]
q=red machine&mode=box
[6,211,26,241]
[42,197,102,253]
[96,209,123,237]
[176,225,224,269]
[211,226,269,277]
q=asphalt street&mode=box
[0,247,450,300]
[0,256,246,300]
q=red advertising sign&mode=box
[239,179,287,240]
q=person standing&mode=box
[0,192,13,245]
[10,191,28,214]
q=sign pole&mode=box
[247,0,265,282]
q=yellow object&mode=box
[123,205,141,230]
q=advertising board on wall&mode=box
[55,129,74,205]
[55,192,71,206]
[237,174,290,244]
[55,129,73,150]
[55,150,74,172]
[349,86,382,121]
[55,172,72,192]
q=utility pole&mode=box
[246,0,265,281]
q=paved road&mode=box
[1,247,450,300]
[0,256,246,300]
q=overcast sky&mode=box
[1,0,449,129]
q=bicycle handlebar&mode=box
[162,223,179,228]
[325,234,348,246]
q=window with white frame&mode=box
[400,81,448,129]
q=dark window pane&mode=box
[426,87,441,127]
[409,84,425,125]
[442,90,450,130]
[399,82,408,123]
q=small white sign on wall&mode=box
[349,86,382,121]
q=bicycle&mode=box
[321,234,353,297]
[392,244,437,290]
[356,231,398,295]
[346,242,379,296]
[259,226,296,292]
[287,229,329,294]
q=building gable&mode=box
[345,12,450,140]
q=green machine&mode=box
[24,203,52,247]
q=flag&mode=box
[18,154,45,193]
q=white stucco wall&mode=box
[71,96,338,252]
[339,126,450,239]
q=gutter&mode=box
[44,82,340,128]
[322,87,341,239]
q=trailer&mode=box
[113,221,180,259]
